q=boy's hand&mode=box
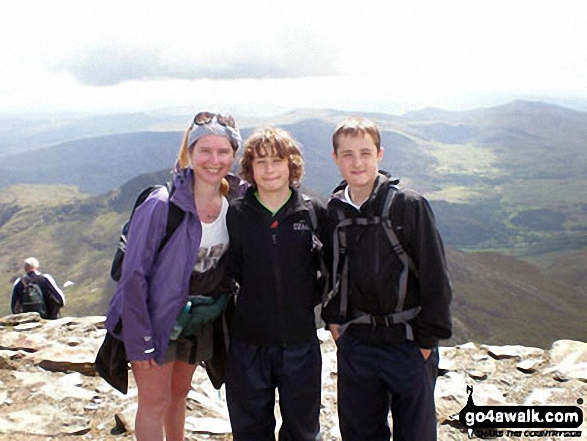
[329,324,432,360]
[328,324,342,342]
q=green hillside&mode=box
[1,177,585,348]
[0,170,174,318]
[446,249,587,347]
[3,102,586,257]
[1,101,586,347]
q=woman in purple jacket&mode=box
[105,112,246,441]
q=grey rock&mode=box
[1,314,586,440]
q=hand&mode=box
[420,348,432,361]
[130,359,158,370]
[328,324,342,342]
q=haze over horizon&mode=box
[2,0,587,118]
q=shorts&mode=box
[164,321,214,365]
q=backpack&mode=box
[302,195,329,297]
[110,182,185,282]
[22,275,48,319]
[326,183,421,340]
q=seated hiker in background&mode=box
[225,127,327,441]
[11,257,65,320]
[104,112,247,441]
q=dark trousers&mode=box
[225,339,322,441]
[337,334,439,441]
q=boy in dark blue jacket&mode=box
[322,117,452,441]
[226,127,326,441]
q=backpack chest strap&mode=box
[328,185,421,333]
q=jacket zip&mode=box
[270,220,287,346]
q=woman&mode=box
[105,112,246,441]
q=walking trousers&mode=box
[336,333,439,441]
[225,338,322,441]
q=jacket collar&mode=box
[171,169,248,213]
[243,186,309,217]
[170,168,197,213]
[330,170,399,207]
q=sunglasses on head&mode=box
[193,112,236,128]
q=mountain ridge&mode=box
[1,100,585,348]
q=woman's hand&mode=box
[131,359,159,370]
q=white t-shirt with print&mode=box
[194,196,229,273]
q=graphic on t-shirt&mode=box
[194,243,227,273]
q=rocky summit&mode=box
[0,314,585,440]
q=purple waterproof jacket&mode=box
[105,169,247,364]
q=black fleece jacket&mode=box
[322,173,452,348]
[227,187,327,346]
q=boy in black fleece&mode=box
[322,117,452,441]
[226,128,326,441]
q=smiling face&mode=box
[190,134,234,187]
[332,133,383,193]
[252,151,291,195]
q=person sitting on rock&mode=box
[11,257,65,320]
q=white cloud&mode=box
[1,0,587,114]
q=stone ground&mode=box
[1,315,586,440]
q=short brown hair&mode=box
[332,117,381,154]
[239,128,304,188]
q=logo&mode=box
[293,221,310,231]
[459,386,583,438]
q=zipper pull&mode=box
[270,219,278,245]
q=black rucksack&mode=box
[110,182,185,282]
[302,195,329,297]
[22,275,48,319]
[325,184,421,340]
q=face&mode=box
[191,135,234,186]
[252,152,291,195]
[332,133,383,191]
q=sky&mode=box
[1,0,587,117]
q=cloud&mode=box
[55,40,342,86]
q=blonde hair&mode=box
[332,117,381,153]
[176,125,230,195]
[175,127,192,171]
[239,127,304,188]
[24,257,39,272]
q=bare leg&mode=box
[131,360,174,441]
[164,361,198,441]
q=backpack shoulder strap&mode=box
[328,206,353,317]
[301,195,331,302]
[301,194,318,231]
[379,185,418,315]
[158,181,185,253]
[301,194,324,252]
[381,185,418,277]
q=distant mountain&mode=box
[445,249,587,347]
[0,131,183,194]
[1,101,586,347]
[0,112,189,157]
[0,176,585,348]
[2,100,586,254]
